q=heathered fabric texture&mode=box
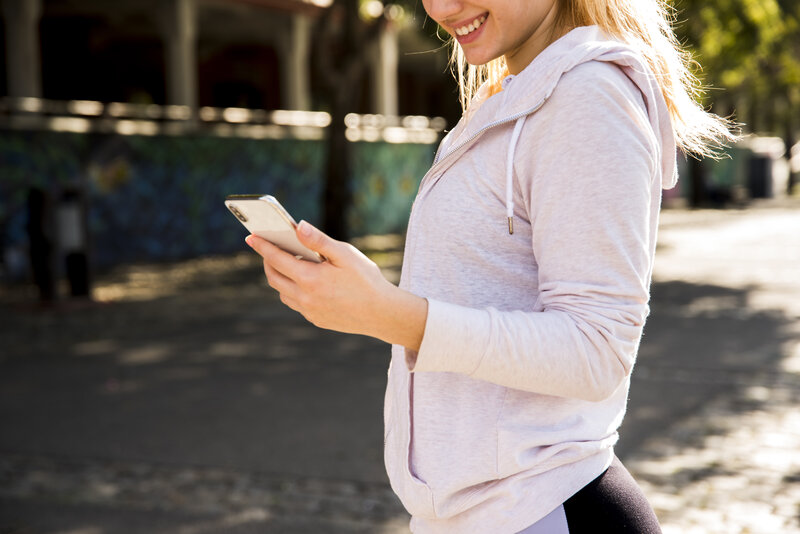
[383,26,677,534]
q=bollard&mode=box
[57,186,91,298]
[26,187,56,302]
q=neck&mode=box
[504,6,565,74]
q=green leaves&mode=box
[673,0,800,134]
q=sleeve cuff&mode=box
[407,298,490,375]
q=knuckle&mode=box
[295,268,315,289]
[305,313,321,327]
[292,269,307,285]
[301,281,318,298]
[298,293,313,309]
[263,270,278,289]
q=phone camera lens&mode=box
[228,204,248,223]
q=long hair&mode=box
[449,0,736,156]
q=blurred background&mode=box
[0,0,799,533]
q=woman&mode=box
[246,0,733,531]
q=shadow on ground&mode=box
[619,280,797,482]
[1,258,797,532]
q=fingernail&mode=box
[298,220,312,237]
[245,235,254,247]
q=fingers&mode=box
[263,259,295,294]
[246,234,308,281]
[295,221,345,264]
[263,260,313,322]
[248,235,319,310]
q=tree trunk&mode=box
[323,93,352,240]
[311,0,385,241]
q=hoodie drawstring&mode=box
[505,116,527,234]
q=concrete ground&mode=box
[1,199,799,533]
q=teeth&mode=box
[455,15,486,37]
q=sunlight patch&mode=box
[119,345,170,365]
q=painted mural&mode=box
[0,130,436,276]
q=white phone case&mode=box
[225,195,323,262]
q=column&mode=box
[373,25,398,117]
[2,0,43,99]
[161,0,198,110]
[284,13,312,111]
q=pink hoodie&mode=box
[383,26,677,533]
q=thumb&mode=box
[296,220,344,262]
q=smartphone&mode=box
[225,194,323,262]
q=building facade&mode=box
[1,0,459,121]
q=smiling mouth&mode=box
[453,14,487,37]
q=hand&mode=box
[245,221,427,349]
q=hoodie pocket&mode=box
[404,372,509,520]
[384,350,437,519]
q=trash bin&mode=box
[748,155,773,199]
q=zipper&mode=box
[404,98,548,263]
[432,99,546,170]
[420,99,547,199]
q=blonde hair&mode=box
[450,0,736,156]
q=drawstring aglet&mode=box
[508,216,514,235]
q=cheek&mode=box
[420,0,442,24]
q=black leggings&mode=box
[563,455,662,533]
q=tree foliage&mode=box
[672,0,800,136]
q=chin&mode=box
[462,50,500,67]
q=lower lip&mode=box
[454,16,488,45]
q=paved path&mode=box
[1,200,799,533]
[624,201,800,533]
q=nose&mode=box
[422,0,463,25]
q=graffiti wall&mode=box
[0,130,436,275]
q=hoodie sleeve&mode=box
[409,62,660,402]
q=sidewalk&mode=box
[624,200,800,533]
[1,200,799,533]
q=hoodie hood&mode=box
[436,25,678,195]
